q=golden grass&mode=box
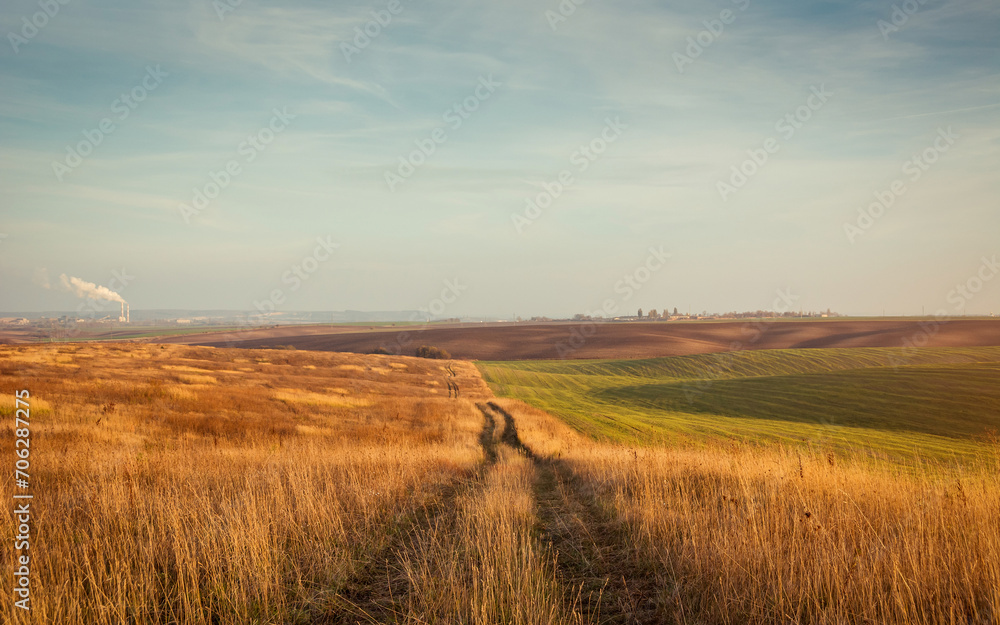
[0,343,489,624]
[272,388,369,407]
[496,397,1000,624]
[0,394,51,416]
[401,447,571,625]
[3,342,997,624]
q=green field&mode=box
[477,346,1000,466]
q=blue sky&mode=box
[1,0,998,317]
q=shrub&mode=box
[415,345,450,360]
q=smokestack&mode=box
[59,274,128,323]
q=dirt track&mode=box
[153,319,1000,360]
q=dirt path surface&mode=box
[482,402,666,624]
[329,399,665,623]
[151,319,1000,360]
[445,364,459,398]
[327,406,501,623]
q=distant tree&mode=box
[648,309,658,319]
[637,308,643,318]
[673,307,679,315]
[415,345,451,359]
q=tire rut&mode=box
[485,401,666,625]
[323,404,499,623]
[445,364,460,398]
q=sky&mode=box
[1,0,998,318]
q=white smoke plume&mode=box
[59,274,125,303]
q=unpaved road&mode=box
[329,401,666,624]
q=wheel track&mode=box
[325,400,664,624]
[445,363,460,398]
[322,404,499,623]
[485,401,667,624]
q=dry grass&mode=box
[0,343,490,624]
[401,445,570,624]
[496,397,1000,624]
[3,343,998,624]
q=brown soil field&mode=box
[154,319,1000,360]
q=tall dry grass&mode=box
[401,445,571,624]
[496,397,1000,625]
[0,343,488,624]
[4,343,998,624]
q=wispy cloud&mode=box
[1,0,998,315]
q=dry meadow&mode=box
[1,343,998,624]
